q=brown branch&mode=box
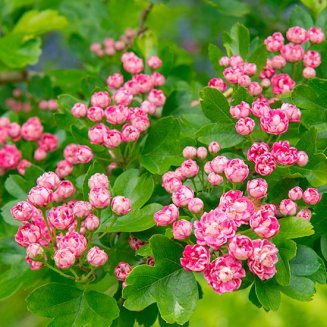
[0,71,29,84]
[137,3,154,36]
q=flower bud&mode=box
[172,219,193,239]
[111,196,131,215]
[87,246,108,266]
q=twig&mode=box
[137,3,154,36]
[0,71,29,84]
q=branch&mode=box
[137,3,154,36]
[0,71,28,84]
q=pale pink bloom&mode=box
[196,146,208,159]
[269,55,286,69]
[264,32,284,52]
[162,171,182,193]
[39,100,48,110]
[180,244,210,272]
[88,123,108,145]
[154,204,179,226]
[0,144,22,169]
[204,254,245,294]
[105,105,128,125]
[73,145,93,164]
[228,235,253,260]
[37,172,60,190]
[230,101,251,119]
[87,246,108,266]
[303,50,321,68]
[121,124,140,142]
[224,67,242,84]
[210,156,229,173]
[115,40,125,51]
[89,187,111,208]
[254,153,276,176]
[250,208,279,238]
[113,89,133,106]
[84,213,100,231]
[235,117,255,135]
[107,73,124,89]
[208,141,221,154]
[91,91,110,108]
[204,161,213,174]
[224,159,249,183]
[208,78,228,92]
[188,198,204,214]
[182,146,197,159]
[115,262,132,281]
[297,150,309,166]
[229,55,243,67]
[26,257,43,270]
[88,173,109,189]
[238,75,251,87]
[251,99,270,117]
[303,188,321,205]
[34,147,48,161]
[308,27,325,44]
[208,172,224,186]
[247,142,270,163]
[53,180,76,202]
[71,103,87,118]
[38,133,58,152]
[56,160,73,178]
[28,186,52,207]
[219,190,243,207]
[21,117,43,141]
[297,208,312,220]
[271,74,296,94]
[259,67,275,79]
[288,186,303,201]
[281,43,304,62]
[151,72,166,86]
[286,26,308,44]
[303,67,316,78]
[244,63,257,75]
[111,196,131,215]
[248,239,278,280]
[54,248,75,269]
[48,205,75,230]
[279,199,297,216]
[11,201,35,221]
[280,103,301,122]
[147,55,162,69]
[219,56,230,66]
[260,109,289,135]
[104,129,122,148]
[148,89,166,107]
[141,100,156,115]
[271,141,298,165]
[172,219,193,239]
[172,185,194,207]
[132,74,154,93]
[7,122,21,141]
[122,52,144,74]
[247,178,268,199]
[73,201,92,219]
[17,160,32,175]
[180,159,199,178]
[56,231,87,257]
[15,223,41,247]
[247,82,262,96]
[26,243,44,260]
[87,106,104,122]
[47,99,58,110]
[194,209,235,249]
[223,196,254,227]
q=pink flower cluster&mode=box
[265,26,324,80]
[90,28,135,57]
[5,88,32,112]
[38,99,58,111]
[11,171,133,277]
[0,117,58,175]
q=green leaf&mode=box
[123,235,198,325]
[231,87,253,105]
[205,0,251,17]
[4,174,31,198]
[247,44,267,74]
[255,279,281,311]
[1,200,22,227]
[113,169,154,210]
[301,0,327,18]
[101,203,162,233]
[26,283,119,326]
[296,127,317,157]
[223,23,250,58]
[200,87,231,123]
[13,10,68,36]
[248,284,262,308]
[208,44,224,75]
[320,233,327,261]
[290,245,321,277]
[311,193,327,235]
[273,217,314,241]
[280,275,316,301]
[289,5,314,28]
[137,30,158,59]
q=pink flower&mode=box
[303,50,321,68]
[281,43,304,62]
[53,180,76,202]
[297,150,309,166]
[182,146,197,159]
[7,122,21,141]
[279,199,297,216]
[88,173,109,189]
[121,124,140,142]
[208,172,224,186]
[26,243,44,260]
[264,32,284,52]
[269,55,286,69]
[115,262,132,281]
[230,101,251,119]
[223,195,254,226]
[72,145,93,164]
[105,105,128,125]
[154,204,179,226]
[281,103,301,122]
[244,63,257,75]
[147,55,162,69]
[172,185,194,207]
[111,196,131,215]
[151,72,166,86]
[247,142,270,163]
[89,187,111,208]
[251,99,270,118]
[286,26,308,44]
[254,153,277,176]
[248,239,278,280]
[21,117,43,141]
[84,213,100,231]
[34,147,47,161]
[297,208,312,220]
[148,89,166,107]
[224,159,249,183]
[15,223,41,247]
[56,160,73,178]
[128,235,147,251]
[303,188,321,205]
[288,186,303,201]
[71,103,87,118]
[91,91,110,108]
[28,186,52,207]
[208,78,228,92]
[180,159,199,178]
[308,27,325,44]
[48,205,75,230]
[11,201,35,221]
[56,231,87,257]
[180,244,210,272]
[162,171,182,193]
[247,178,268,199]
[87,106,104,122]
[204,254,245,295]
[271,74,296,94]
[88,123,108,145]
[197,146,208,159]
[132,74,153,93]
[37,172,60,190]
[73,201,92,219]
[260,110,289,135]
[103,129,122,148]
[188,197,204,214]
[54,248,75,269]
[141,100,156,115]
[26,257,43,270]
[235,117,255,135]
[122,52,144,74]
[113,88,133,106]
[271,141,298,165]
[172,219,193,239]
[17,159,31,175]
[228,235,253,260]
[107,73,124,89]
[194,209,235,249]
[38,133,58,152]
[303,67,316,78]
[219,56,230,66]
[208,141,221,154]
[238,75,251,87]
[247,82,262,96]
[87,246,108,266]
[210,156,229,173]
[250,209,279,238]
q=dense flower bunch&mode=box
[90,28,135,58]
[10,170,134,282]
[208,26,325,96]
[0,116,58,175]
[154,142,321,294]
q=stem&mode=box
[191,178,198,193]
[95,215,119,241]
[44,262,75,280]
[137,3,154,36]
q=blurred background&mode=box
[1,0,327,326]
